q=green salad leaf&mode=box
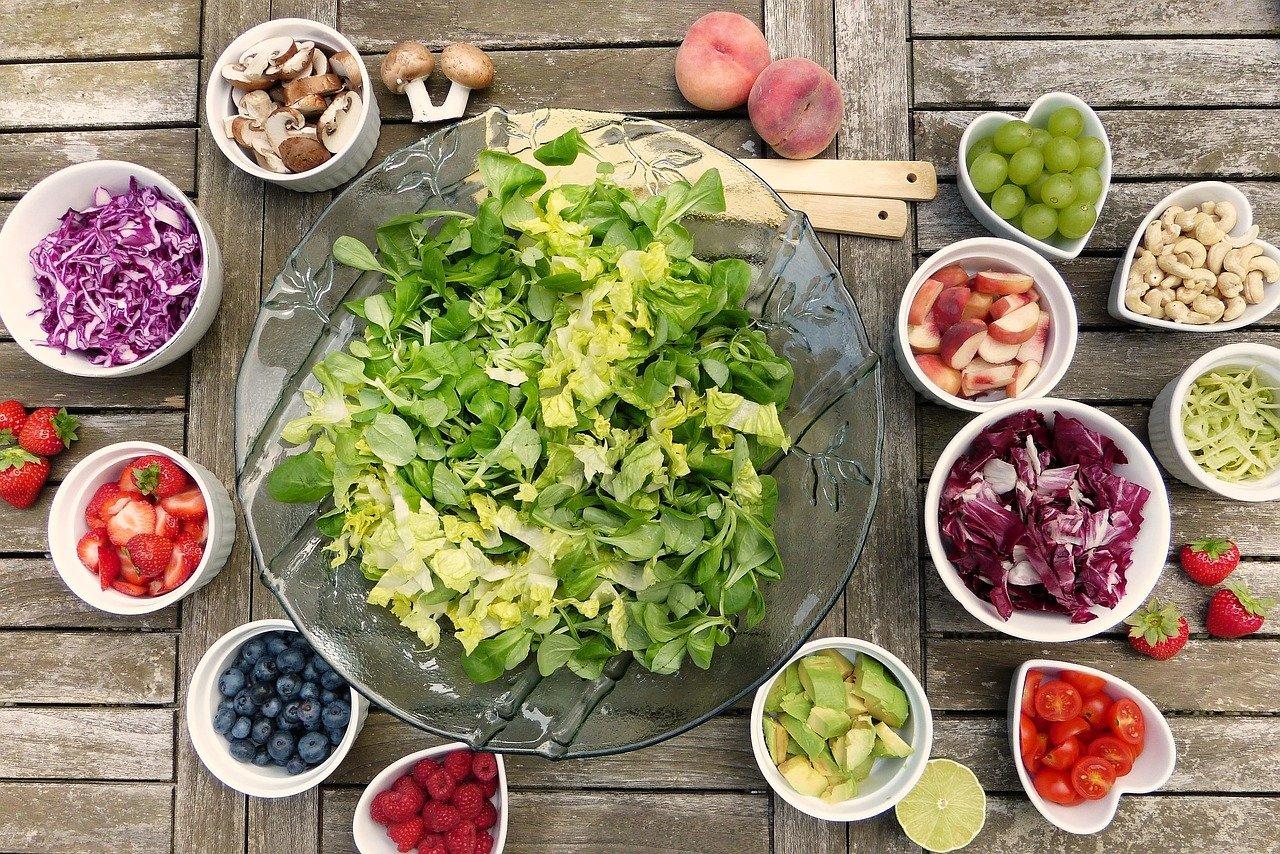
[271,128,794,682]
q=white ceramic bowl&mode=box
[925,398,1171,641]
[354,744,509,853]
[0,160,223,377]
[207,18,381,192]
[894,237,1078,412]
[1149,342,1280,501]
[749,636,933,823]
[1108,181,1280,331]
[958,92,1112,261]
[187,618,370,798]
[1008,659,1175,835]
[49,441,235,615]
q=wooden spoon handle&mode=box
[747,159,937,201]
[779,193,909,239]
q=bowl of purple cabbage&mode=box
[924,398,1171,642]
[0,160,223,377]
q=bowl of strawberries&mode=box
[49,440,235,614]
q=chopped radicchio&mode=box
[28,178,202,367]
[939,410,1150,623]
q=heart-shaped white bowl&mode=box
[1008,660,1176,835]
[1107,181,1280,331]
[957,92,1112,261]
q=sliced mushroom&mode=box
[278,135,332,173]
[311,48,329,76]
[329,50,364,91]
[233,119,269,150]
[282,73,343,102]
[222,61,274,91]
[239,89,275,121]
[289,93,331,117]
[380,41,437,122]
[263,107,308,149]
[252,137,290,173]
[276,42,317,80]
[269,85,288,104]
[436,43,495,120]
[241,36,297,75]
[318,91,362,153]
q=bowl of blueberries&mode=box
[187,618,369,797]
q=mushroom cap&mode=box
[381,41,435,93]
[439,43,495,89]
[278,135,332,173]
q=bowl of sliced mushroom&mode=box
[206,18,380,192]
[1109,181,1280,331]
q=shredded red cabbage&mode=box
[28,178,202,367]
[940,410,1150,623]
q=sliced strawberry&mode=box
[120,455,191,499]
[160,488,207,521]
[97,541,122,590]
[76,529,105,571]
[148,579,165,596]
[183,518,208,545]
[118,552,145,585]
[111,580,148,597]
[160,533,203,592]
[154,506,182,539]
[106,499,157,547]
[123,533,174,580]
[85,483,124,529]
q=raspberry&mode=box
[442,749,474,781]
[474,830,495,854]
[395,774,425,804]
[451,783,485,820]
[418,836,448,854]
[371,790,396,826]
[421,801,462,833]
[477,775,499,798]
[471,800,497,831]
[412,757,442,788]
[388,817,425,853]
[424,768,456,802]
[470,752,498,782]
[444,822,476,854]
[379,788,423,824]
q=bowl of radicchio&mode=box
[0,160,223,377]
[924,398,1171,641]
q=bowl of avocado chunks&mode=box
[750,637,933,821]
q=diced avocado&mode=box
[786,739,803,758]
[816,648,855,680]
[780,692,813,723]
[800,655,848,710]
[846,753,875,781]
[764,677,789,714]
[811,749,847,783]
[779,713,827,759]
[782,662,803,696]
[821,779,861,804]
[807,706,852,739]
[853,654,910,728]
[778,757,827,797]
[873,721,914,759]
[841,725,876,771]
[844,683,869,714]
[763,717,789,765]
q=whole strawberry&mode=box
[121,455,190,498]
[0,399,27,442]
[1180,538,1240,586]
[1124,598,1189,660]
[1206,583,1276,639]
[17,407,78,457]
[0,447,50,509]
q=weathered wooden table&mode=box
[3,0,1279,851]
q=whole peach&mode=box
[748,58,843,160]
[675,12,771,111]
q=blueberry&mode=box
[299,681,320,701]
[251,658,279,683]
[252,748,271,767]
[297,731,329,765]
[280,701,302,727]
[250,718,274,745]
[322,700,351,730]
[212,707,236,735]
[239,638,266,665]
[266,636,289,656]
[228,738,256,763]
[217,668,246,698]
[249,681,275,705]
[267,731,295,763]
[231,716,252,740]
[320,670,346,691]
[320,690,337,705]
[233,690,256,716]
[217,698,235,714]
[302,663,319,683]
[311,655,332,674]
[260,697,283,719]
[277,649,306,674]
[285,756,308,775]
[276,674,301,700]
[327,727,345,746]
[296,699,322,728]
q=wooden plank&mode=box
[320,788,772,854]
[0,631,175,704]
[0,707,173,780]
[0,557,178,629]
[915,110,1280,179]
[913,39,1280,108]
[0,129,197,196]
[0,59,199,130]
[927,637,1280,712]
[912,0,1280,37]
[340,0,760,51]
[0,782,172,854]
[0,0,201,62]
[0,343,187,409]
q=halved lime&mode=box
[894,759,987,852]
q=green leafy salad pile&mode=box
[268,129,794,683]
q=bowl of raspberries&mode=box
[354,744,507,854]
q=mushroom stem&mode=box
[404,79,447,122]
[439,83,472,120]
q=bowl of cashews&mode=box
[1109,181,1280,331]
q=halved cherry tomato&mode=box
[1071,756,1116,800]
[1060,670,1108,696]
[1034,769,1081,805]
[1080,693,1112,729]
[1034,679,1083,722]
[1021,670,1044,717]
[1049,716,1091,745]
[1020,714,1048,773]
[1042,736,1082,771]
[1108,698,1146,746]
[1088,735,1135,776]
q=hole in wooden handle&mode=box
[907,173,917,182]
[878,210,888,220]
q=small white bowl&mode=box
[1108,181,1280,331]
[894,237,1078,412]
[925,398,1171,642]
[1149,342,1280,501]
[958,92,1111,261]
[207,18,381,192]
[749,637,933,823]
[1008,659,1175,835]
[49,441,235,615]
[354,744,509,853]
[0,160,223,377]
[187,618,370,798]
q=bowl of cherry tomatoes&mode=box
[1009,660,1175,835]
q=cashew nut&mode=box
[1193,218,1224,246]
[1173,237,1208,268]
[1160,206,1185,230]
[1217,271,1244,298]
[1207,241,1231,274]
[1144,222,1166,254]
[1244,271,1265,304]
[1215,201,1238,233]
[1223,296,1247,322]
[1126,287,1153,315]
[1133,251,1157,274]
[1192,294,1226,322]
[1224,224,1260,249]
[1157,254,1195,278]
[1143,269,1163,287]
[1188,268,1217,289]
[1174,208,1200,229]
[1176,285,1202,303]
[1249,254,1280,283]
[1164,300,1191,322]
[1185,310,1215,324]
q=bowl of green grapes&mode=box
[958,92,1110,261]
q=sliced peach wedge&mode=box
[973,270,1034,296]
[960,358,1018,396]
[915,354,962,396]
[1006,360,1041,397]
[1016,313,1051,364]
[977,335,1021,364]
[989,291,1037,320]
[931,264,971,289]
[908,313,944,354]
[961,291,995,321]
[987,303,1040,345]
[939,318,987,370]
[934,286,972,331]
[908,278,944,326]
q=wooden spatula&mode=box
[779,193,909,239]
[743,159,937,201]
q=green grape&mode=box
[966,137,995,167]
[1041,173,1077,209]
[1071,166,1103,204]
[994,120,1034,154]
[1078,135,1105,168]
[1029,127,1051,149]
[1007,147,1044,186]
[991,184,1026,220]
[1046,106,1085,138]
[1027,174,1049,203]
[1043,136,1081,173]
[1021,204,1058,241]
[1058,201,1098,239]
[969,152,1008,194]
